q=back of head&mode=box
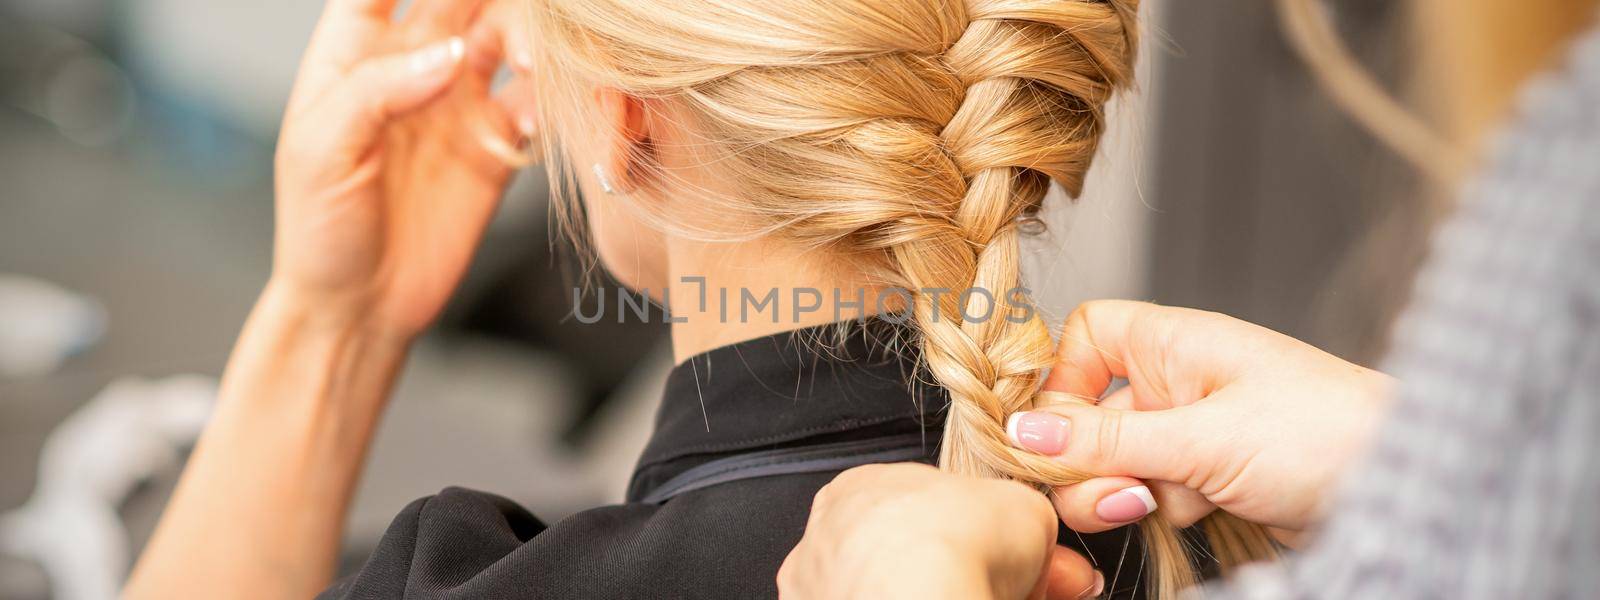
[523,0,1270,594]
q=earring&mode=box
[592,163,616,194]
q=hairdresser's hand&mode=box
[271,0,540,338]
[127,4,545,598]
[780,463,1104,600]
[1008,301,1392,543]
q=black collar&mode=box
[627,318,948,501]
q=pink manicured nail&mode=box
[1088,570,1105,598]
[1095,485,1157,523]
[1005,411,1070,455]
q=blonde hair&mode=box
[523,0,1276,595]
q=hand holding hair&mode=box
[125,1,537,597]
[1010,300,1393,543]
[780,463,1105,600]
[271,0,538,339]
[782,301,1390,600]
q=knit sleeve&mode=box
[1200,26,1600,600]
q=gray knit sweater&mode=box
[1203,26,1600,600]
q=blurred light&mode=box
[0,275,106,379]
[43,53,135,147]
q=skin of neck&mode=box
[602,99,889,364]
[663,235,885,364]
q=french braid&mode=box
[527,0,1279,595]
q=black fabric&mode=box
[638,432,938,503]
[319,318,1155,599]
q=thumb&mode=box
[1039,546,1103,600]
[1006,398,1210,487]
[307,37,466,162]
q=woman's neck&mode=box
[664,237,884,364]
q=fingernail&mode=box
[513,51,535,71]
[1095,485,1157,523]
[411,37,465,74]
[1087,570,1105,598]
[1005,411,1070,455]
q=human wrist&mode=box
[221,280,415,420]
[1271,367,1396,540]
[257,278,417,347]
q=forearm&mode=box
[125,283,412,599]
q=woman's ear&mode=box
[592,88,652,194]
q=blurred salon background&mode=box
[0,1,1591,598]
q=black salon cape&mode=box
[319,320,1159,599]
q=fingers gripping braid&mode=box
[899,5,1279,596]
[890,2,1270,596]
[525,0,1276,593]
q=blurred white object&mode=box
[0,375,216,600]
[0,275,105,378]
[124,0,326,136]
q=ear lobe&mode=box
[593,88,652,193]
